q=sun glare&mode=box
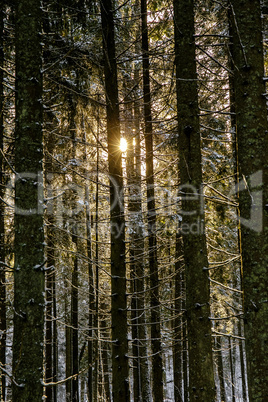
[120,137,127,153]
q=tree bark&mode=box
[140,1,163,400]
[133,13,151,399]
[86,180,94,402]
[44,141,57,401]
[12,0,45,400]
[65,293,72,402]
[70,107,79,402]
[45,266,53,402]
[229,1,268,400]
[173,0,216,400]
[93,133,99,402]
[173,232,183,402]
[100,0,130,399]
[0,5,6,400]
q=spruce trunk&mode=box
[0,6,6,400]
[12,0,45,400]
[230,1,268,399]
[141,0,163,399]
[100,0,130,399]
[173,0,215,400]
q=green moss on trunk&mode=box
[230,1,268,399]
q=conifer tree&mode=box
[141,0,164,399]
[0,5,6,400]
[100,0,130,399]
[173,0,216,400]
[230,0,268,399]
[12,0,45,400]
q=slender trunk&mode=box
[124,78,140,402]
[99,309,112,402]
[229,1,268,399]
[100,0,129,399]
[70,110,79,402]
[52,270,57,402]
[86,182,94,401]
[12,1,45,399]
[173,1,215,400]
[228,337,235,402]
[215,335,225,402]
[133,18,151,400]
[45,267,53,401]
[237,319,247,401]
[71,253,79,402]
[182,309,188,402]
[65,291,72,402]
[141,1,163,400]
[0,7,6,400]
[227,11,247,400]
[173,233,183,402]
[93,138,99,402]
[44,176,56,402]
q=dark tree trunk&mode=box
[99,309,111,402]
[45,266,53,401]
[100,0,130,400]
[124,77,140,402]
[182,309,188,402]
[173,0,216,400]
[70,108,79,402]
[12,0,45,400]
[44,149,57,401]
[65,295,72,402]
[227,10,247,400]
[229,1,268,399]
[71,253,79,402]
[140,1,163,400]
[0,6,6,400]
[52,270,58,402]
[85,181,94,402]
[133,18,151,400]
[93,138,99,402]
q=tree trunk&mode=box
[215,335,225,402]
[100,0,130,399]
[227,10,247,400]
[70,108,79,402]
[45,266,53,401]
[44,145,57,401]
[173,0,216,400]
[133,15,151,400]
[0,5,6,400]
[124,76,140,402]
[173,232,183,402]
[71,253,79,402]
[229,1,268,399]
[228,337,235,402]
[141,1,163,400]
[86,181,94,402]
[12,0,45,400]
[93,134,99,402]
[52,270,58,402]
[65,293,72,402]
